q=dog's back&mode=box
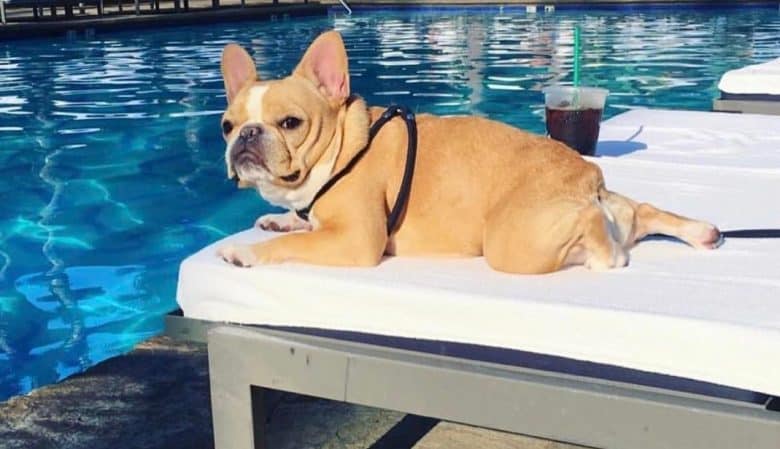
[376,110,606,258]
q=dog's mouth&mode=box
[229,146,269,182]
[229,143,303,186]
[231,168,302,186]
[232,148,263,168]
[280,170,300,183]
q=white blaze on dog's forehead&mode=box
[226,84,268,178]
[245,85,269,123]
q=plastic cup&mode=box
[542,86,608,156]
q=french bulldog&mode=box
[217,30,720,274]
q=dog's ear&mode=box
[221,44,257,104]
[294,30,350,105]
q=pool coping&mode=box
[0,2,328,40]
[334,1,780,11]
[339,0,778,4]
[3,0,778,40]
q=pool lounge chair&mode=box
[168,109,780,449]
[713,57,780,115]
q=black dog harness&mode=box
[295,105,417,236]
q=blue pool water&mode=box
[1,6,779,401]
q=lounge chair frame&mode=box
[165,314,780,449]
[713,99,780,115]
[713,93,780,115]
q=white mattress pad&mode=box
[178,109,780,395]
[717,57,780,95]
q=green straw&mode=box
[573,24,581,107]
[573,24,581,87]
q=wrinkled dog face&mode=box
[221,77,327,186]
[219,33,351,206]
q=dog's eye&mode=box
[279,117,302,130]
[222,120,233,135]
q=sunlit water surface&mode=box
[1,6,778,400]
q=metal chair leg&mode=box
[209,336,267,449]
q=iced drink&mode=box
[542,86,608,156]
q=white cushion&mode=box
[178,110,780,396]
[718,57,780,95]
[597,108,780,169]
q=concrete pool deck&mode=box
[0,337,586,449]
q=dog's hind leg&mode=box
[599,190,721,250]
[572,201,629,271]
[483,194,590,274]
[483,185,721,275]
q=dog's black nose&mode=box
[240,125,262,141]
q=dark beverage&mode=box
[545,107,603,156]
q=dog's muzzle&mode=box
[229,124,266,172]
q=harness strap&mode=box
[721,229,780,239]
[295,105,417,236]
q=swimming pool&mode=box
[1,5,778,400]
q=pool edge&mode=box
[0,2,328,40]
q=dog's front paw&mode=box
[255,212,312,233]
[217,244,258,268]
